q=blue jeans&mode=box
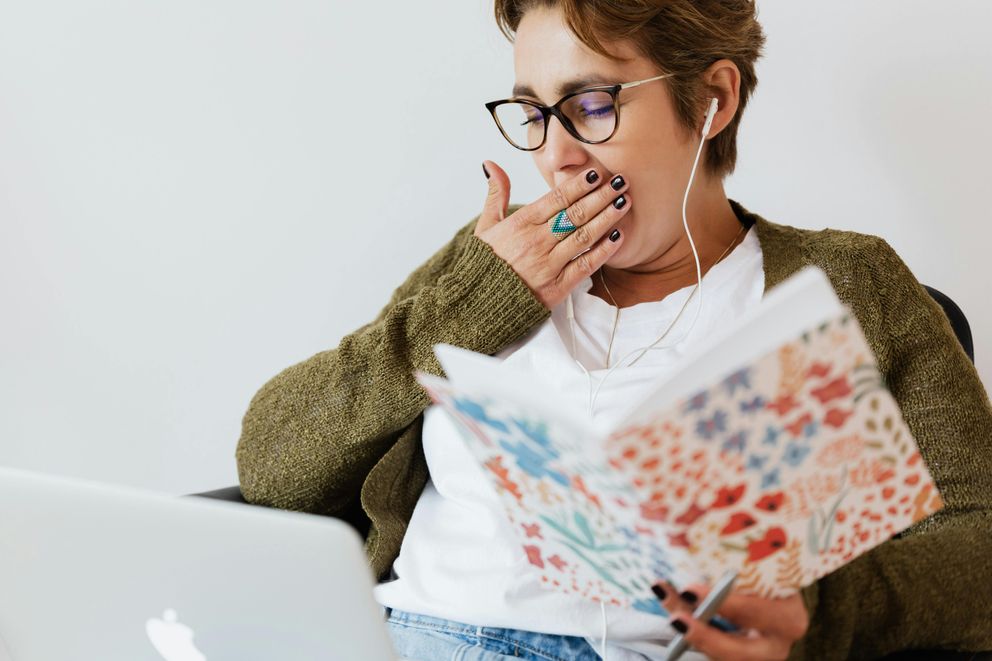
[383,606,605,660]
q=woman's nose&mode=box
[540,115,589,167]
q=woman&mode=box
[235,1,992,660]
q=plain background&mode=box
[1,1,989,495]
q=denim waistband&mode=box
[383,606,604,661]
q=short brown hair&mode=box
[494,0,767,180]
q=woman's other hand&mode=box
[475,160,630,310]
[653,578,810,661]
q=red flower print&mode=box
[571,475,603,510]
[766,394,799,416]
[811,376,852,405]
[746,527,788,562]
[754,491,786,512]
[807,362,832,379]
[548,554,568,571]
[524,544,544,568]
[674,500,708,525]
[522,523,543,539]
[484,457,523,502]
[711,483,746,509]
[720,512,758,535]
[668,531,691,548]
[640,500,670,523]
[785,412,813,438]
[823,408,853,429]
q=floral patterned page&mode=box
[603,311,943,598]
[414,369,697,617]
[413,309,943,615]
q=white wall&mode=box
[1,0,988,495]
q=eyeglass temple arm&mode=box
[618,72,675,90]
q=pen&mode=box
[662,569,739,661]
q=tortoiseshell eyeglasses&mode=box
[484,72,676,151]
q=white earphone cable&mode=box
[566,98,718,419]
[576,99,719,661]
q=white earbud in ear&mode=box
[701,97,719,138]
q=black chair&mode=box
[190,286,987,660]
[924,285,974,363]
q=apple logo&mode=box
[145,608,207,661]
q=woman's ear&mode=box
[701,59,741,138]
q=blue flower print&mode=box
[802,419,820,439]
[762,425,781,447]
[746,454,768,471]
[633,597,666,616]
[454,396,509,433]
[684,390,709,413]
[782,441,812,467]
[648,544,676,578]
[696,410,728,441]
[498,438,570,486]
[618,525,640,544]
[512,417,555,453]
[761,467,781,488]
[721,430,748,454]
[739,395,765,414]
[722,368,751,396]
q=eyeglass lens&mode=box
[494,90,616,149]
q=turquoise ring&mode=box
[549,208,576,239]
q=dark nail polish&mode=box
[482,163,490,179]
[609,229,620,242]
[671,619,689,634]
[680,590,698,605]
[610,175,625,191]
[651,584,667,600]
[586,169,599,184]
[612,195,626,209]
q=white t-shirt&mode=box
[374,227,765,660]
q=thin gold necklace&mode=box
[598,222,747,368]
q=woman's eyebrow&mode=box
[512,75,614,100]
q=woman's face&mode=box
[513,6,724,272]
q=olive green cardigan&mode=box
[235,199,992,660]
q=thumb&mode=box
[477,160,510,235]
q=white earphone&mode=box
[566,97,721,417]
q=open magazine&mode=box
[413,267,943,617]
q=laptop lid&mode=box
[0,466,397,661]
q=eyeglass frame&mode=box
[484,72,677,151]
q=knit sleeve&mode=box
[789,238,992,660]
[235,214,550,516]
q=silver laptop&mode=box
[0,466,398,661]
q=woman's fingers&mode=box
[550,180,630,264]
[653,579,698,617]
[555,221,624,294]
[475,160,511,236]
[474,163,629,309]
[517,167,608,227]
[676,582,810,641]
[668,613,794,661]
